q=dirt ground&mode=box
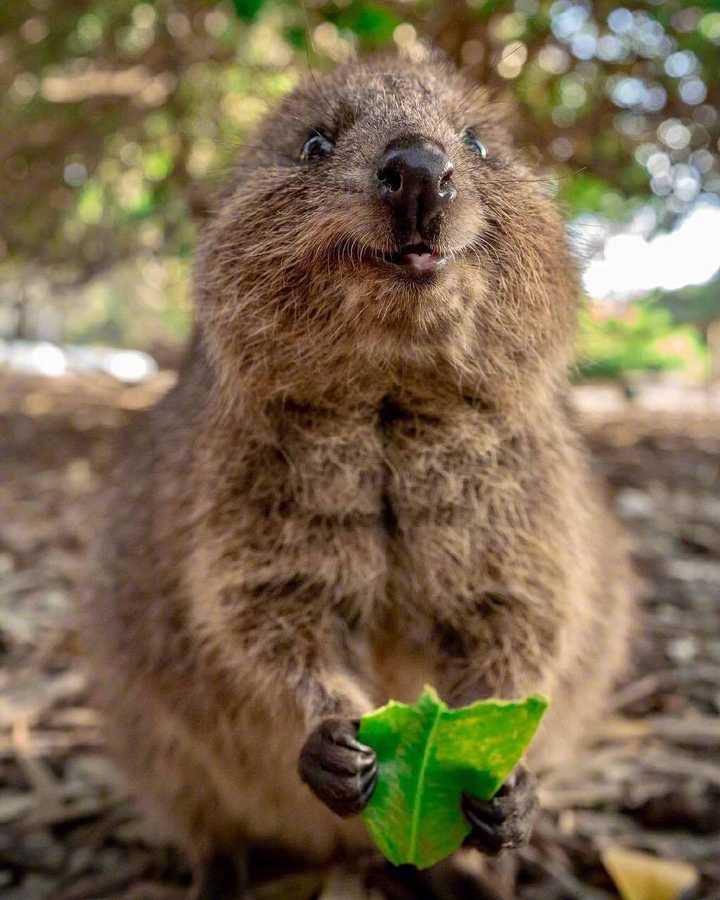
[1,370,719,900]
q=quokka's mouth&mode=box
[372,243,448,281]
[388,243,448,276]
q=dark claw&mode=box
[461,811,505,856]
[463,793,506,827]
[462,765,538,857]
[360,767,378,796]
[298,717,378,818]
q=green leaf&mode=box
[358,686,548,870]
[230,0,265,23]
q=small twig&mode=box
[519,846,614,900]
[55,859,153,900]
[18,796,122,832]
[641,748,720,787]
[12,716,65,804]
[569,811,720,863]
[614,665,720,710]
[601,715,720,747]
[0,732,103,758]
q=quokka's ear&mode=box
[416,43,452,66]
[458,82,521,146]
[386,37,454,67]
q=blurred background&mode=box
[1,3,720,900]
[2,0,720,380]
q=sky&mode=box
[582,196,720,300]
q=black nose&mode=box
[377,137,456,244]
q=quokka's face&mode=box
[203,53,570,361]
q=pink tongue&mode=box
[403,252,437,274]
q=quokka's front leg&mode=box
[198,571,382,816]
[189,406,392,831]
[225,584,384,823]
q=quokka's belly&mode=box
[370,609,438,706]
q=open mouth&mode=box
[376,243,448,279]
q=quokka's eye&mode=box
[300,131,335,162]
[462,129,488,159]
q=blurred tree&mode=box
[576,301,708,381]
[654,279,720,332]
[1,0,719,341]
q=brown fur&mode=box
[84,54,635,874]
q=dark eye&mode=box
[463,129,488,159]
[300,131,335,162]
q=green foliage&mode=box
[63,257,192,350]
[1,0,719,358]
[576,302,708,380]
[652,278,720,327]
[3,0,719,282]
[232,0,265,23]
[358,686,547,869]
[326,2,401,48]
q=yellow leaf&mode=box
[602,847,698,900]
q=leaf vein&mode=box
[407,702,443,864]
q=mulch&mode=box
[1,370,719,900]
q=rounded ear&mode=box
[424,44,453,67]
[488,89,521,144]
[395,38,442,66]
[460,83,519,146]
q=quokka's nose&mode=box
[376,137,456,244]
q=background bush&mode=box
[2,0,719,376]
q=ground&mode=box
[1,370,719,900]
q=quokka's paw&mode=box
[462,764,538,856]
[298,717,378,817]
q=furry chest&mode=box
[267,401,511,642]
